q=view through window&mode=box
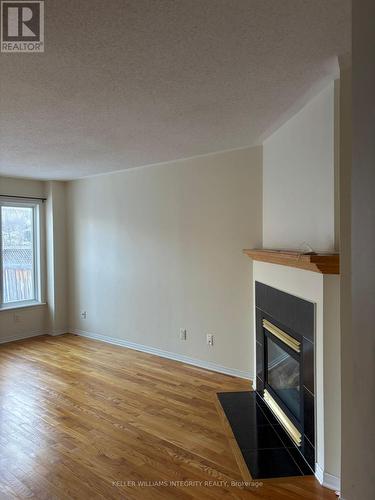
[0,202,40,306]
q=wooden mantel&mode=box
[243,249,340,274]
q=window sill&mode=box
[0,302,47,312]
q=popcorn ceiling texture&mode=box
[0,0,350,180]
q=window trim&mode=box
[0,197,45,310]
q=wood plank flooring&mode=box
[0,334,335,499]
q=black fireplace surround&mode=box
[255,281,316,471]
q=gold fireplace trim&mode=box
[264,389,302,446]
[262,319,301,353]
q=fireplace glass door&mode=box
[266,336,300,420]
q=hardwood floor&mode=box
[0,334,335,499]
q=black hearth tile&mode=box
[271,424,315,472]
[261,310,302,348]
[272,424,297,448]
[240,448,303,479]
[217,391,256,408]
[302,436,315,470]
[226,404,272,428]
[256,308,264,344]
[232,424,284,450]
[303,337,314,394]
[255,282,314,342]
[217,392,272,427]
[256,376,264,392]
[255,400,279,426]
[288,447,314,475]
[217,392,310,479]
[303,387,315,445]
[255,392,267,408]
[256,340,264,379]
[255,282,267,309]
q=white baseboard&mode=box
[71,328,252,380]
[315,463,340,491]
[323,472,340,492]
[0,329,47,345]
[315,463,324,484]
[49,329,69,337]
[0,329,68,344]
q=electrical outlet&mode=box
[80,311,87,320]
[13,313,21,323]
[207,334,214,346]
[180,328,187,341]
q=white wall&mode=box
[323,274,341,484]
[45,181,68,335]
[339,66,354,500]
[0,176,48,342]
[341,1,375,496]
[66,147,262,376]
[263,83,336,252]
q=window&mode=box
[0,198,43,309]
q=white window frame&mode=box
[0,197,45,310]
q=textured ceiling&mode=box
[0,0,350,180]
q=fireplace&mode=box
[266,329,300,419]
[255,282,315,470]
